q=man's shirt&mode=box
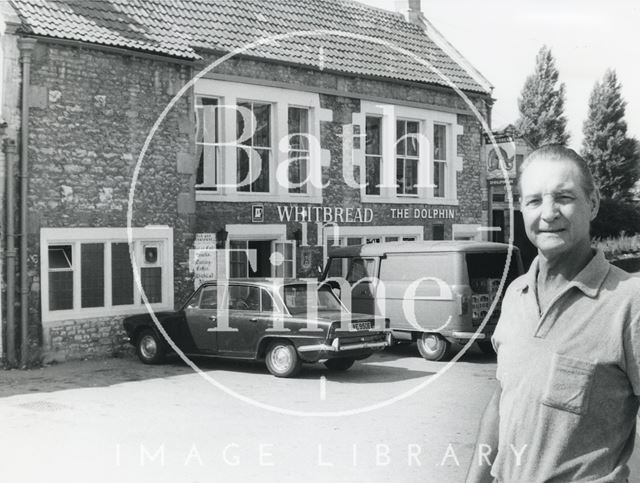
[492,250,640,482]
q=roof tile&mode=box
[9,0,489,93]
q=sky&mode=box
[361,0,640,150]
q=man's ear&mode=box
[590,189,600,221]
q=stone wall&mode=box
[12,41,490,363]
[23,41,195,362]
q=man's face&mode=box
[520,158,597,260]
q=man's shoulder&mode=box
[602,262,640,303]
[504,273,529,296]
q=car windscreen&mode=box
[281,284,344,315]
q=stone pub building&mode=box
[0,0,494,364]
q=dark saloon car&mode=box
[123,279,390,377]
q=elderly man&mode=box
[466,145,640,482]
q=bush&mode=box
[591,198,640,239]
[592,234,640,260]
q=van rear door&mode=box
[465,250,522,332]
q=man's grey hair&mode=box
[518,144,598,198]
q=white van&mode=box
[320,241,523,361]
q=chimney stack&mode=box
[395,0,422,25]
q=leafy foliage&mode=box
[516,46,570,148]
[591,198,640,239]
[582,69,640,201]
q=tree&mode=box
[582,69,640,201]
[516,46,570,148]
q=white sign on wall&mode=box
[191,233,216,289]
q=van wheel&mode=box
[478,340,496,356]
[416,333,451,361]
[265,341,301,378]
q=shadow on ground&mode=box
[0,343,495,398]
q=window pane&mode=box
[49,245,72,269]
[81,243,104,308]
[406,121,419,157]
[347,237,362,246]
[365,117,381,155]
[396,158,404,194]
[434,161,446,197]
[112,243,134,306]
[434,124,447,160]
[196,97,218,186]
[237,148,250,192]
[406,159,418,195]
[396,120,405,155]
[254,150,270,192]
[141,267,162,303]
[365,156,381,195]
[199,286,218,309]
[236,102,251,146]
[288,107,309,150]
[253,103,271,147]
[288,154,308,194]
[261,289,273,312]
[49,271,73,310]
[230,240,247,278]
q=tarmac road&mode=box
[3,344,640,483]
[0,344,497,483]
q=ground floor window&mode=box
[228,239,295,278]
[41,227,174,323]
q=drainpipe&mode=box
[4,137,17,367]
[18,38,36,368]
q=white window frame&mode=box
[195,79,332,204]
[40,227,174,324]
[355,101,463,205]
[195,96,220,190]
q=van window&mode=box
[346,258,376,283]
[379,254,455,284]
[466,252,519,285]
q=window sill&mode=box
[42,303,174,326]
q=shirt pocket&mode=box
[541,353,595,415]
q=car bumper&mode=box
[297,332,392,353]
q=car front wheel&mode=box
[265,341,301,378]
[136,329,166,364]
[416,333,451,361]
[324,358,355,371]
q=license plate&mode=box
[352,321,372,331]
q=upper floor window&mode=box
[433,123,447,198]
[196,97,219,190]
[288,106,310,194]
[396,119,420,196]
[237,101,271,193]
[365,116,382,195]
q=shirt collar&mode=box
[516,249,610,298]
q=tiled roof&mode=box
[9,0,491,94]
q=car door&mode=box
[218,284,265,357]
[183,284,220,353]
